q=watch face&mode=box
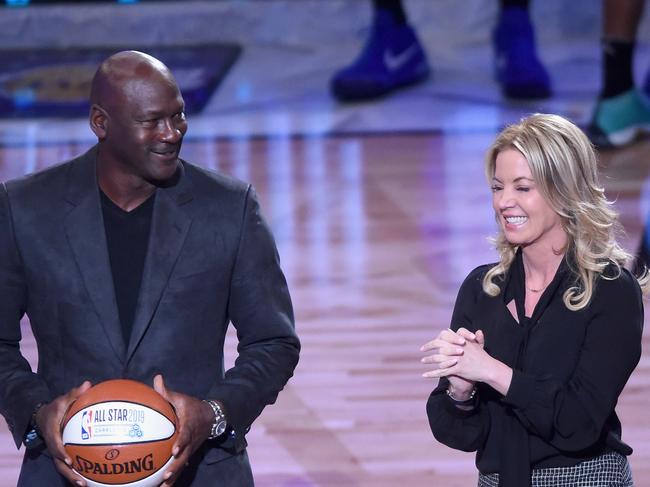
[25,429,38,443]
[216,420,227,437]
[24,428,43,450]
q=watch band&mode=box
[31,402,46,436]
[203,399,227,439]
[24,402,46,450]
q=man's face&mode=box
[102,72,188,183]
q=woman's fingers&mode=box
[421,343,464,363]
[456,327,476,341]
[475,329,485,345]
[421,329,467,352]
[421,352,460,364]
[422,363,456,379]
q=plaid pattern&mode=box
[478,451,634,487]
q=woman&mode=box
[421,113,645,487]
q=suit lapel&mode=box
[64,147,126,362]
[126,163,194,362]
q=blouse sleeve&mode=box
[426,266,491,452]
[502,269,643,451]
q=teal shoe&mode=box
[588,89,650,148]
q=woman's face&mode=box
[491,149,567,252]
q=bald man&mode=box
[0,51,299,486]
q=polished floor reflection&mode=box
[0,133,648,486]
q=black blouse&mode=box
[427,250,644,487]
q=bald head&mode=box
[89,50,187,189]
[90,50,177,110]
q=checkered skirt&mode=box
[477,451,634,487]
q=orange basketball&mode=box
[61,379,178,487]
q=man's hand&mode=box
[35,381,92,487]
[153,374,214,486]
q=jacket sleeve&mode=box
[426,266,491,452]
[0,183,51,448]
[207,185,300,445]
[502,270,643,451]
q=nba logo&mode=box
[81,410,92,440]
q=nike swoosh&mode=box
[383,44,421,71]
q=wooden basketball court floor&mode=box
[0,131,648,487]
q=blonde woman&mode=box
[421,113,645,487]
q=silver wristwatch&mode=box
[204,399,228,439]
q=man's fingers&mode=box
[73,381,92,397]
[37,403,72,466]
[35,381,97,481]
[172,423,192,458]
[50,439,73,467]
[53,457,85,486]
[153,376,191,458]
[161,452,191,486]
[46,422,73,467]
[161,468,175,487]
[153,374,170,400]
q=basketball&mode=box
[61,379,178,487]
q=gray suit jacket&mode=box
[0,146,300,486]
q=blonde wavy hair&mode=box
[482,113,647,310]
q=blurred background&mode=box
[0,1,649,486]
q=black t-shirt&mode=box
[100,190,155,344]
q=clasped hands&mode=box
[421,327,513,398]
[420,327,488,395]
[34,375,214,487]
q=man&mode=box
[588,0,650,148]
[331,0,551,101]
[0,50,300,486]
[584,0,650,274]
